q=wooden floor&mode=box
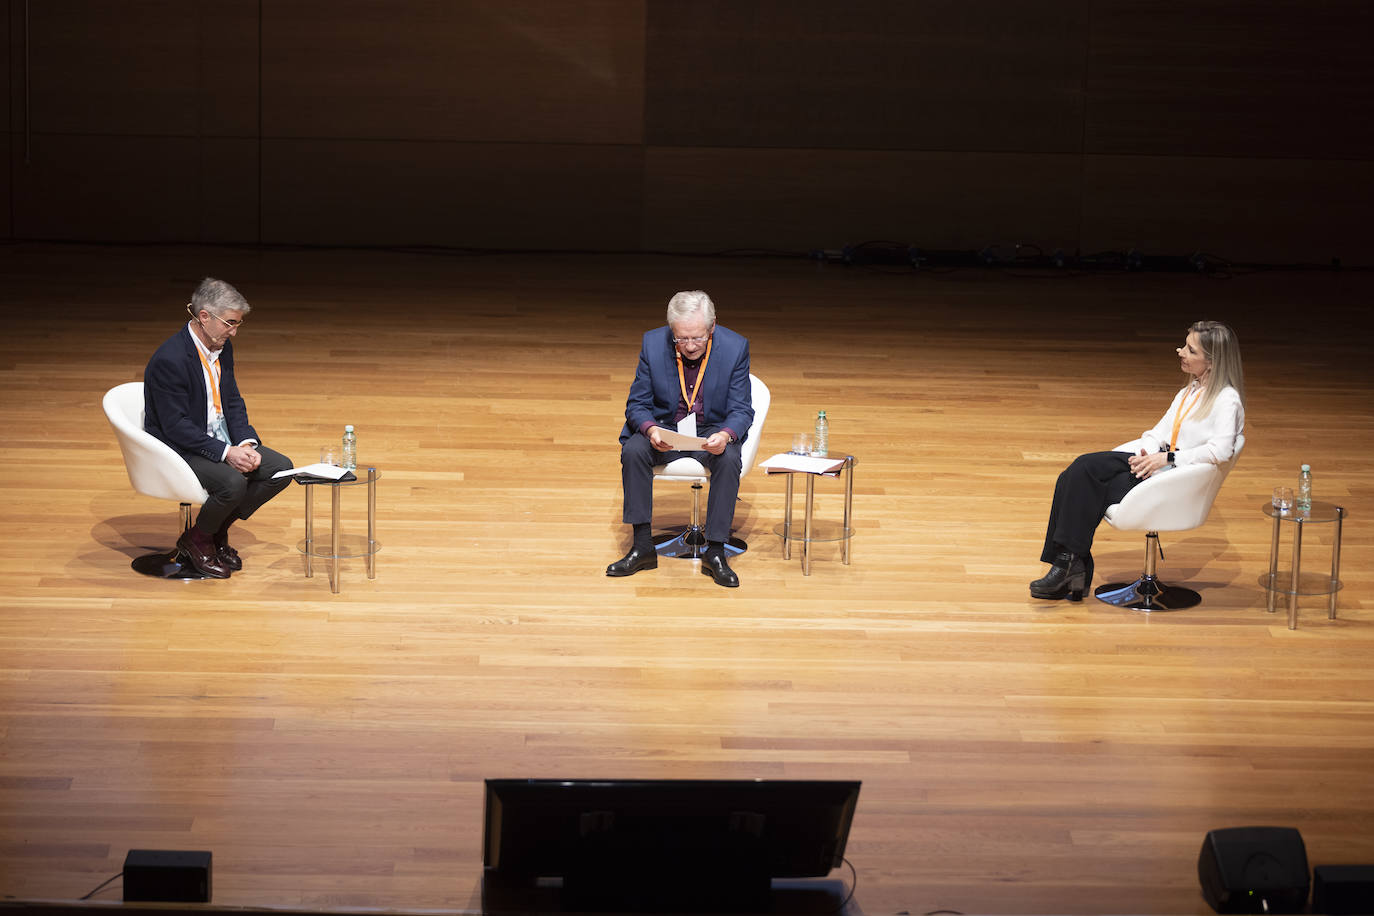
[1,244,1371,915]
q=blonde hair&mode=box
[1189,320,1245,417]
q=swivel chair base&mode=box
[652,480,746,559]
[1094,575,1200,611]
[130,503,208,579]
[1094,530,1201,611]
[132,547,209,579]
[653,526,747,559]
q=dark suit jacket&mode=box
[144,325,259,461]
[620,325,754,443]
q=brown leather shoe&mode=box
[214,539,242,571]
[177,528,231,579]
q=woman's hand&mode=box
[1128,448,1168,479]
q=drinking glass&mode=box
[791,433,812,456]
[1271,486,1293,511]
[320,445,340,466]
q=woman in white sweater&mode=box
[1031,320,1246,601]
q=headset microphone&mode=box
[187,302,214,333]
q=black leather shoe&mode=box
[700,552,739,588]
[1030,552,1088,601]
[177,529,231,579]
[215,540,242,572]
[607,545,658,577]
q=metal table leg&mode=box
[367,467,377,579]
[1330,506,1344,619]
[782,474,794,560]
[841,457,854,565]
[330,483,341,594]
[802,475,815,576]
[304,485,314,578]
[1266,512,1280,614]
[1287,518,1303,630]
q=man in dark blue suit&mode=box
[608,291,754,587]
[143,278,293,578]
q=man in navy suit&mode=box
[608,290,754,587]
[143,278,293,578]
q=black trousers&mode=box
[181,444,294,533]
[620,434,743,543]
[1040,451,1143,562]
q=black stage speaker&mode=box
[1198,827,1308,914]
[123,849,212,902]
[1313,864,1374,915]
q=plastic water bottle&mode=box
[342,425,357,471]
[813,410,829,457]
[1296,464,1312,512]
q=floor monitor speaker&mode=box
[1313,864,1374,915]
[1198,826,1308,914]
[122,849,212,902]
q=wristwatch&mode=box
[1166,451,1176,465]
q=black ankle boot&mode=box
[1030,552,1088,601]
[1030,552,1072,590]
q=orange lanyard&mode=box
[195,347,223,416]
[674,337,713,412]
[1168,385,1204,449]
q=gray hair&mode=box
[666,290,715,327]
[192,277,252,317]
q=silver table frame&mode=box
[1261,500,1345,630]
[779,455,856,576]
[299,467,380,594]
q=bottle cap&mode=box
[1301,464,1310,471]
[345,425,354,432]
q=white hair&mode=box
[666,290,715,326]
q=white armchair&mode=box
[653,374,771,559]
[1095,435,1245,611]
[103,382,210,577]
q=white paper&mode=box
[272,462,351,480]
[758,452,846,474]
[657,428,708,451]
[676,413,697,438]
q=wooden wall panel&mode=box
[645,0,1089,152]
[1081,155,1374,265]
[1,136,9,240]
[262,0,645,144]
[3,2,13,239]
[1086,0,1374,159]
[261,139,643,250]
[643,147,1083,253]
[20,0,259,136]
[4,1,1373,263]
[3,1,10,130]
[12,136,258,242]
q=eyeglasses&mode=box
[209,312,244,330]
[187,303,245,330]
[673,335,710,345]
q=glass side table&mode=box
[1260,500,1345,630]
[295,468,380,594]
[771,453,856,576]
